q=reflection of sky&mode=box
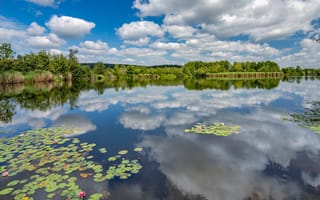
[0,106,66,134]
[115,80,320,199]
[2,80,320,199]
[51,114,96,136]
[139,108,320,199]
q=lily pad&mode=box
[118,150,128,155]
[133,147,143,152]
[0,188,14,195]
[99,148,107,153]
[184,122,240,136]
[88,193,103,200]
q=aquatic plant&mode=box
[284,101,320,134]
[133,147,143,152]
[184,122,240,136]
[0,127,143,199]
[99,148,107,153]
[118,150,128,155]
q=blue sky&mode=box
[0,0,319,67]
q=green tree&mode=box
[0,43,15,71]
[92,62,105,75]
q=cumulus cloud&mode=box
[72,40,109,55]
[27,22,45,36]
[27,33,65,48]
[46,15,96,38]
[25,0,62,7]
[117,21,164,42]
[124,37,150,46]
[150,41,185,50]
[166,33,280,62]
[276,38,320,68]
[0,28,25,41]
[164,25,197,39]
[48,48,63,55]
[134,0,320,41]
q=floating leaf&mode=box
[133,147,143,152]
[88,193,103,200]
[0,188,14,195]
[118,150,128,155]
[7,180,19,187]
[108,156,118,162]
[99,148,107,153]
[184,122,240,136]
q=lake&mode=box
[1,78,320,200]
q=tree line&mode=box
[1,43,319,84]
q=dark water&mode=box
[1,79,320,200]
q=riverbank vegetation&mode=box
[1,43,320,85]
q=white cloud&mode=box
[117,21,164,41]
[27,22,45,36]
[165,25,196,39]
[48,48,63,55]
[72,40,109,55]
[150,41,185,50]
[276,38,320,68]
[27,33,65,48]
[25,0,60,7]
[0,28,25,41]
[46,15,96,38]
[134,0,320,41]
[117,47,167,57]
[124,37,150,46]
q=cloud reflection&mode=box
[120,107,166,131]
[51,114,96,136]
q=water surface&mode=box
[1,79,320,199]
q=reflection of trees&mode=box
[0,82,84,124]
[183,78,280,90]
[0,99,16,123]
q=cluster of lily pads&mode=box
[283,101,320,134]
[0,127,143,200]
[184,122,240,136]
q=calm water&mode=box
[1,79,320,200]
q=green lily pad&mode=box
[118,150,128,155]
[133,147,143,152]
[184,122,240,136]
[0,188,14,195]
[88,193,103,200]
[7,180,19,187]
[99,148,107,153]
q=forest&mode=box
[1,42,320,84]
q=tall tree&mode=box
[0,43,15,71]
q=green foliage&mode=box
[0,42,319,86]
[0,43,15,59]
[92,62,105,75]
[183,61,282,78]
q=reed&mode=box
[0,71,24,84]
[24,70,55,83]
